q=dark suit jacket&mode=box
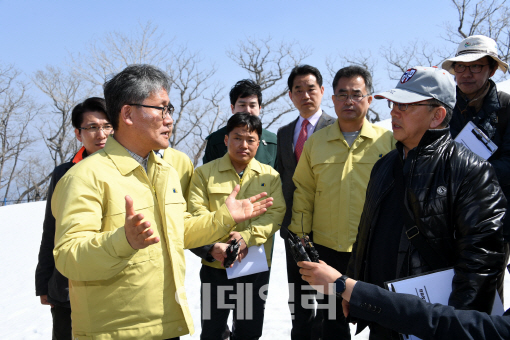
[350,281,510,340]
[276,110,335,238]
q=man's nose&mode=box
[97,128,107,138]
[165,114,174,125]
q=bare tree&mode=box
[33,66,86,168]
[0,63,40,204]
[227,36,312,128]
[70,22,225,164]
[166,47,220,149]
[15,157,52,204]
[70,21,173,90]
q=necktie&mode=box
[295,119,309,162]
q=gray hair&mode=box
[103,64,171,130]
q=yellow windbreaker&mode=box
[162,147,194,199]
[187,153,286,269]
[52,137,235,339]
[289,119,395,252]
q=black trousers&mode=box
[50,305,72,340]
[313,243,351,340]
[200,265,270,340]
[284,238,321,340]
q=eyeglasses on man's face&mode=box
[333,93,369,102]
[387,100,440,112]
[79,124,114,134]
[128,103,175,119]
[453,63,489,74]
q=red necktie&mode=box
[295,119,309,162]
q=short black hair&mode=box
[288,65,323,92]
[332,65,373,94]
[226,112,262,139]
[229,79,262,107]
[103,64,171,130]
[71,97,108,129]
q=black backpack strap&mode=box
[393,158,447,271]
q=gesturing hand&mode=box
[124,195,160,250]
[225,185,273,223]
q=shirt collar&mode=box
[218,152,262,174]
[327,118,377,141]
[297,108,322,127]
[105,136,162,175]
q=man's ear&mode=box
[430,106,447,129]
[224,134,228,147]
[489,67,497,78]
[75,128,82,143]
[120,105,134,126]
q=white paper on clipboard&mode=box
[454,121,497,160]
[385,268,504,340]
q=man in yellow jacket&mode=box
[52,65,274,340]
[187,113,285,340]
[160,146,194,199]
[289,66,395,339]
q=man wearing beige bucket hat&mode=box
[442,35,510,245]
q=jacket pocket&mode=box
[207,186,231,211]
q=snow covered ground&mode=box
[2,201,508,339]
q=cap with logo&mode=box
[374,66,456,110]
[441,35,508,74]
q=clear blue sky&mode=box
[0,0,458,128]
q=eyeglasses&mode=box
[387,100,440,111]
[333,93,370,102]
[453,64,489,74]
[78,124,114,134]
[128,103,175,119]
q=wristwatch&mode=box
[334,275,349,298]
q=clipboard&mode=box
[454,121,497,160]
[385,268,504,340]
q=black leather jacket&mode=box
[347,127,507,314]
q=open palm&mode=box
[225,184,274,223]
